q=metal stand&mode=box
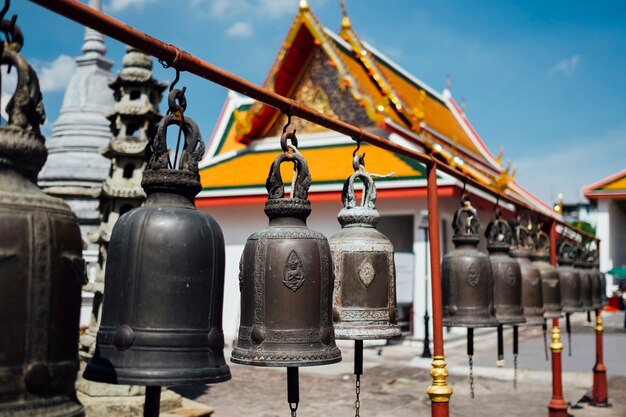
[144,386,161,417]
[354,340,363,417]
[590,310,609,407]
[547,319,568,417]
[421,226,432,358]
[287,367,299,417]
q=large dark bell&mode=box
[232,130,341,367]
[329,154,401,340]
[510,219,544,325]
[442,197,497,328]
[531,230,562,319]
[484,211,525,325]
[574,248,593,312]
[557,243,583,313]
[84,93,230,386]
[0,32,84,417]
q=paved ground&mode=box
[173,311,626,417]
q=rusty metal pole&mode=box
[591,240,609,406]
[547,222,568,417]
[425,161,452,417]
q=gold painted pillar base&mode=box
[426,356,453,403]
[550,324,563,353]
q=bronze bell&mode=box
[232,129,341,367]
[84,89,231,385]
[442,196,497,328]
[557,242,583,314]
[510,219,544,325]
[591,253,608,307]
[589,251,605,310]
[574,247,594,312]
[329,154,401,340]
[0,20,84,416]
[531,229,562,318]
[484,210,525,325]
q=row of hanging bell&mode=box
[84,88,231,389]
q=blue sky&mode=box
[10,0,626,204]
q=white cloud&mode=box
[37,55,76,93]
[514,123,626,204]
[1,66,17,121]
[549,54,581,76]
[108,0,156,12]
[227,21,254,38]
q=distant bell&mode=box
[484,211,525,325]
[0,25,84,416]
[557,243,583,314]
[574,247,594,312]
[442,197,497,328]
[231,129,341,367]
[510,219,544,325]
[589,251,606,310]
[329,154,401,340]
[84,89,231,385]
[531,230,562,319]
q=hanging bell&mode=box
[557,242,583,314]
[588,250,604,311]
[231,129,341,367]
[442,196,497,328]
[510,218,544,325]
[591,252,608,307]
[84,89,231,385]
[574,247,594,312]
[484,210,525,325]
[531,229,562,319]
[0,19,84,416]
[329,154,401,340]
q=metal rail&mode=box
[29,0,597,242]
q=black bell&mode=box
[557,242,583,314]
[231,129,341,367]
[329,154,400,340]
[531,230,562,319]
[574,247,594,312]
[0,22,84,416]
[510,219,544,325]
[442,196,497,328]
[84,89,231,386]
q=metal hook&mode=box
[169,68,180,92]
[282,113,292,135]
[352,137,361,158]
[460,176,469,206]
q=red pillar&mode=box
[425,161,452,417]
[548,222,568,417]
[591,309,608,406]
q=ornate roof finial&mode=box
[299,0,310,12]
[446,73,452,91]
[82,0,106,57]
[340,0,351,29]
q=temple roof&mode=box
[198,4,553,215]
[583,169,626,199]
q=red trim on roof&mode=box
[583,169,626,194]
[584,191,626,200]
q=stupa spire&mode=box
[81,0,106,57]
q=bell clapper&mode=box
[566,313,572,357]
[587,310,591,323]
[467,328,475,399]
[513,325,519,390]
[143,386,161,417]
[496,324,505,367]
[542,319,549,361]
[287,367,299,417]
[354,340,364,417]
